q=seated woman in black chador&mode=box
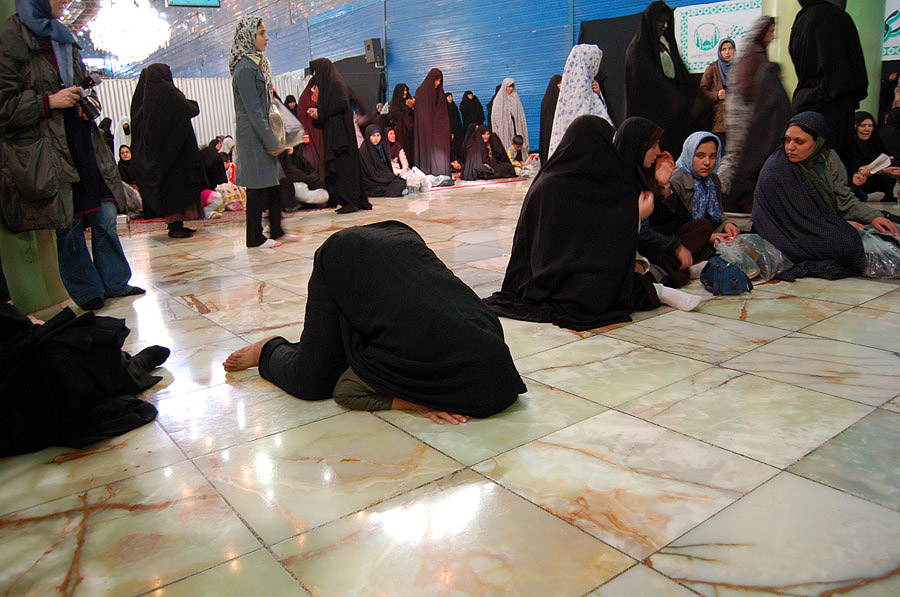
[359,124,408,197]
[224,221,525,424]
[0,302,168,456]
[461,125,516,180]
[753,111,899,280]
[483,115,700,332]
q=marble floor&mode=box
[3,181,900,596]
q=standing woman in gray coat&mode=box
[230,16,284,249]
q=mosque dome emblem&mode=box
[695,23,720,52]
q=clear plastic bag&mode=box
[714,233,793,282]
[859,228,900,278]
[268,99,305,151]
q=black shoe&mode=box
[79,297,105,310]
[125,286,146,296]
[179,225,197,233]
[336,205,359,214]
[131,345,171,372]
[168,228,193,238]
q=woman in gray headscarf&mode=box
[230,15,284,248]
[490,78,529,155]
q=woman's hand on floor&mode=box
[392,398,468,425]
[871,216,900,236]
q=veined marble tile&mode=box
[233,257,315,282]
[696,293,848,330]
[450,228,514,244]
[433,243,506,266]
[645,373,872,467]
[884,397,900,414]
[647,473,900,595]
[803,307,900,352]
[466,255,511,273]
[195,411,461,544]
[152,549,305,596]
[589,564,697,596]
[135,337,256,402]
[606,310,786,364]
[516,335,710,407]
[863,287,900,313]
[0,424,183,517]
[150,270,260,296]
[273,469,633,596]
[176,282,297,315]
[620,367,745,420]
[121,315,237,353]
[450,266,505,288]
[157,376,343,458]
[755,276,896,305]
[0,461,260,596]
[498,317,584,360]
[240,324,305,345]
[474,411,775,559]
[98,292,202,323]
[723,334,900,405]
[202,296,308,337]
[266,272,313,295]
[789,409,900,512]
[378,381,603,466]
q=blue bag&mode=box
[700,256,753,295]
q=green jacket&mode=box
[0,14,124,232]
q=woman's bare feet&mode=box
[223,336,276,371]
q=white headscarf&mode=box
[113,117,131,162]
[229,16,272,95]
[490,77,529,155]
[548,44,611,158]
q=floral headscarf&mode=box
[548,44,611,158]
[229,16,272,95]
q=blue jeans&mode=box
[56,201,134,305]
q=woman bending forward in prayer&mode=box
[224,221,525,424]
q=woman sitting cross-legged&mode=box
[483,115,701,332]
[753,111,899,280]
[224,221,526,424]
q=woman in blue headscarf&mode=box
[670,131,740,248]
[0,0,143,311]
[700,38,734,148]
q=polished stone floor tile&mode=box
[724,334,900,405]
[605,310,787,364]
[644,373,872,467]
[0,424,184,517]
[497,316,584,360]
[152,549,306,596]
[157,376,344,458]
[696,292,849,330]
[516,335,711,407]
[121,313,237,353]
[862,287,900,313]
[195,411,462,544]
[266,273,313,296]
[202,296,308,337]
[620,367,745,421]
[647,473,900,595]
[756,276,897,305]
[588,564,697,596]
[789,409,900,512]
[177,281,297,315]
[378,381,604,466]
[475,411,775,559]
[0,461,260,596]
[233,257,315,282]
[273,469,634,596]
[802,306,900,352]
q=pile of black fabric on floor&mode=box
[0,302,168,456]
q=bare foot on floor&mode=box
[223,336,276,371]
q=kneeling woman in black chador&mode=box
[224,221,525,424]
[359,125,408,197]
[462,125,516,180]
[484,115,672,331]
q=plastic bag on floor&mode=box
[714,233,793,282]
[860,228,900,278]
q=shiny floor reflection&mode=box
[2,185,899,596]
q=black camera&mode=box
[78,73,103,120]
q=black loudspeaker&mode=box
[364,38,384,66]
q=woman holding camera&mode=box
[0,0,142,311]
